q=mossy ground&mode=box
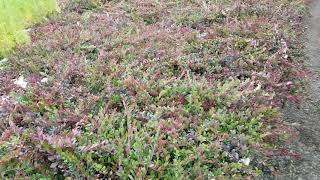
[0,0,309,179]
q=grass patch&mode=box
[0,0,59,57]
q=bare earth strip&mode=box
[283,1,320,179]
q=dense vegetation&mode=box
[0,0,308,179]
[0,0,58,56]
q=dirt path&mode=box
[282,1,320,179]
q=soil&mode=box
[280,1,320,179]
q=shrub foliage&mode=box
[0,0,307,179]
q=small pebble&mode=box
[14,76,28,89]
[41,77,49,83]
[239,158,251,166]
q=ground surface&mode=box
[282,0,320,179]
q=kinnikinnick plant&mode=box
[0,0,308,179]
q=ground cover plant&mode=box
[0,0,308,179]
[0,0,59,57]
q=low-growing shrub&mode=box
[0,0,308,179]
